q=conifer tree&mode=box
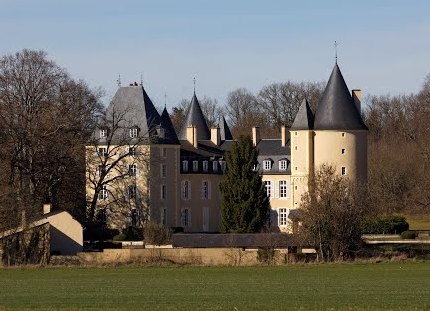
[220,135,269,233]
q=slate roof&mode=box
[290,99,314,130]
[220,116,233,141]
[178,93,211,141]
[102,85,162,144]
[314,64,368,131]
[160,107,180,144]
[256,139,291,174]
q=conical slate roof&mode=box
[314,64,368,131]
[220,116,233,141]
[179,93,210,140]
[290,98,314,130]
[160,107,180,144]
[105,85,162,142]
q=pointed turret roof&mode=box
[160,107,180,144]
[219,116,233,141]
[290,98,314,130]
[314,64,368,131]
[104,85,162,142]
[178,93,210,140]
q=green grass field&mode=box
[0,262,429,311]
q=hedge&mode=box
[362,215,409,234]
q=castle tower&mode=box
[290,98,314,209]
[313,64,368,182]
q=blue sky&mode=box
[1,0,429,108]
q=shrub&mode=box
[400,230,417,239]
[144,222,172,246]
[112,233,127,242]
[362,215,409,234]
[257,247,275,264]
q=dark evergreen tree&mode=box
[220,135,269,233]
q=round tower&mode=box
[313,64,368,182]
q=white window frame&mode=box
[182,180,191,200]
[127,185,137,199]
[128,147,137,156]
[129,127,138,138]
[97,165,106,177]
[279,180,289,198]
[128,164,137,176]
[279,160,287,171]
[98,147,108,157]
[181,208,190,227]
[100,129,107,138]
[220,160,227,172]
[161,147,167,158]
[263,160,271,171]
[264,180,273,198]
[193,160,199,172]
[98,185,108,200]
[212,161,218,173]
[203,161,208,173]
[279,208,289,226]
[201,180,211,199]
[182,161,188,172]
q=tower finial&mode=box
[164,93,167,108]
[117,74,121,88]
[140,72,143,86]
[193,77,196,94]
[334,41,338,64]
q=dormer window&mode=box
[203,161,208,173]
[100,129,107,138]
[279,160,288,171]
[157,126,165,138]
[182,160,188,172]
[98,147,108,157]
[220,160,227,172]
[193,161,199,172]
[212,161,218,173]
[263,160,272,171]
[129,127,138,138]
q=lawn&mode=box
[0,262,429,311]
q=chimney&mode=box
[281,125,288,147]
[211,127,221,146]
[352,89,362,113]
[186,125,198,148]
[252,126,260,146]
[43,203,52,215]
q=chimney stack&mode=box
[211,127,221,146]
[252,126,260,146]
[186,125,198,148]
[281,125,288,147]
[352,89,362,113]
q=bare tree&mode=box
[200,96,223,128]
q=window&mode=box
[212,161,218,172]
[342,132,345,137]
[295,185,298,191]
[128,147,137,156]
[202,181,210,199]
[127,185,137,199]
[203,161,208,173]
[279,180,290,198]
[341,166,346,176]
[182,180,191,200]
[161,208,167,225]
[263,160,272,171]
[295,146,297,150]
[129,127,138,138]
[341,148,346,154]
[182,161,188,172]
[128,164,137,176]
[264,181,273,198]
[97,165,106,177]
[295,166,298,171]
[130,208,138,227]
[295,132,298,136]
[98,185,108,200]
[279,160,288,171]
[161,147,167,157]
[100,129,107,138]
[193,161,199,172]
[161,184,166,200]
[279,208,288,226]
[181,208,190,227]
[161,164,167,178]
[220,161,227,172]
[98,147,107,157]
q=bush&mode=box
[112,233,127,242]
[257,247,275,264]
[144,222,172,246]
[362,215,409,234]
[400,230,417,239]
